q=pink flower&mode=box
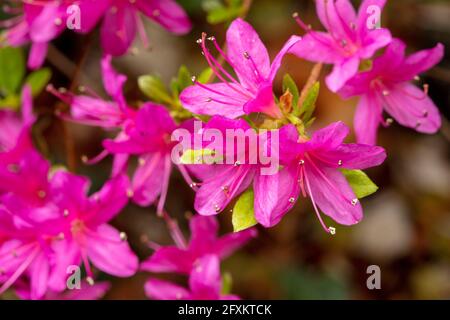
[98,0,192,56]
[48,171,138,284]
[255,122,386,230]
[4,1,69,68]
[102,103,178,211]
[4,0,191,68]
[339,39,444,145]
[15,280,110,300]
[290,0,392,92]
[141,215,256,274]
[145,255,239,300]
[180,18,301,119]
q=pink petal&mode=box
[254,164,301,227]
[180,83,248,119]
[384,83,441,134]
[194,165,254,216]
[77,0,109,33]
[289,32,343,64]
[141,246,193,274]
[398,43,445,82]
[326,56,360,92]
[359,28,392,59]
[226,18,271,90]
[189,255,221,299]
[354,93,382,145]
[131,153,166,206]
[100,5,137,56]
[188,216,218,253]
[214,228,256,258]
[316,0,356,41]
[85,174,130,226]
[357,0,387,33]
[310,121,350,149]
[28,42,48,69]
[145,278,190,300]
[306,164,362,225]
[317,143,386,169]
[29,252,49,300]
[86,224,138,277]
[268,35,302,82]
[101,55,127,101]
[29,3,66,42]
[70,96,124,128]
[137,0,192,34]
[243,83,281,118]
[47,240,81,292]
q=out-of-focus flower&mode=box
[3,0,192,68]
[141,215,256,274]
[145,255,239,300]
[290,0,392,92]
[339,39,444,145]
[256,122,386,230]
[180,18,301,119]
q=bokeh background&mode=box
[3,0,450,299]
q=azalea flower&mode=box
[48,171,138,287]
[3,0,192,68]
[3,1,70,68]
[145,254,239,300]
[290,0,392,92]
[254,121,386,230]
[51,56,193,213]
[180,18,301,119]
[141,215,256,274]
[15,280,110,300]
[339,39,444,145]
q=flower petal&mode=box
[141,246,193,274]
[144,278,190,300]
[189,255,221,299]
[254,164,300,227]
[226,18,271,89]
[100,5,136,56]
[180,83,248,119]
[354,93,382,145]
[306,164,362,225]
[326,56,360,92]
[86,224,138,277]
[137,0,192,34]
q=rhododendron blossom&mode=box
[180,18,301,119]
[339,39,444,145]
[142,215,254,300]
[3,0,191,68]
[290,0,392,92]
[256,122,386,230]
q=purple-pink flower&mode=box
[145,255,239,300]
[339,39,444,145]
[256,121,386,230]
[142,215,254,300]
[290,0,392,92]
[180,18,301,119]
[4,0,191,68]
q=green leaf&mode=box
[0,46,25,95]
[180,148,217,164]
[221,272,233,295]
[0,94,20,110]
[176,65,192,92]
[232,189,257,232]
[299,81,319,121]
[282,74,299,112]
[342,169,378,199]
[25,68,52,97]
[206,5,242,24]
[138,75,173,104]
[197,68,213,84]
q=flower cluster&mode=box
[0,0,444,300]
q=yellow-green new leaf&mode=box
[342,169,379,199]
[232,189,257,232]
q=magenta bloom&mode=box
[141,215,256,274]
[48,171,138,284]
[290,0,392,92]
[98,0,192,56]
[180,18,301,119]
[339,39,444,145]
[255,122,386,230]
[15,281,110,300]
[145,254,239,300]
[4,0,191,68]
[102,103,178,211]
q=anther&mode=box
[299,159,305,165]
[289,197,296,204]
[338,160,343,166]
[351,199,359,206]
[243,52,250,59]
[63,209,69,217]
[382,90,390,96]
[127,189,134,198]
[86,277,95,286]
[119,232,127,241]
[191,76,197,83]
[328,227,336,235]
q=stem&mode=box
[297,63,323,113]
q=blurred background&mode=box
[3,0,450,299]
